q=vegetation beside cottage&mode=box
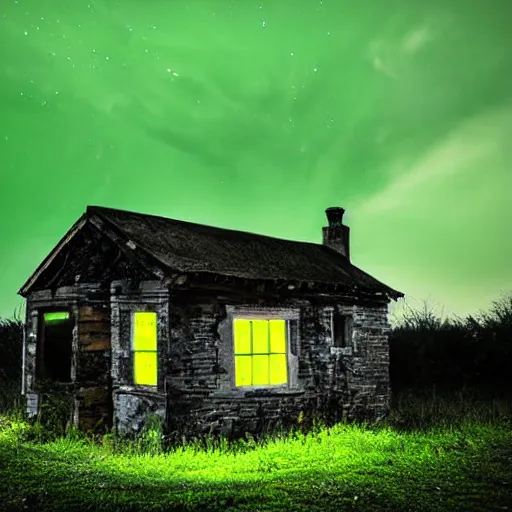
[1,293,511,511]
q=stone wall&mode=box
[345,303,391,421]
[23,280,391,440]
[110,280,168,435]
[163,292,391,442]
[113,388,166,436]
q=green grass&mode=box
[1,399,511,512]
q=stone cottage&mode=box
[19,205,403,439]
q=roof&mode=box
[19,205,404,300]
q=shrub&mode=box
[389,292,512,395]
[0,316,23,411]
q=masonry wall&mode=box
[344,304,392,420]
[161,292,391,442]
[23,280,391,440]
[110,280,169,436]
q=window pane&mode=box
[270,354,287,385]
[252,320,269,353]
[44,312,70,323]
[134,352,157,385]
[269,319,286,353]
[234,319,251,354]
[252,354,269,385]
[333,313,347,348]
[235,355,252,386]
[133,312,157,351]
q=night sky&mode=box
[1,0,511,321]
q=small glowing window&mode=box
[44,312,70,323]
[132,312,157,386]
[234,319,287,387]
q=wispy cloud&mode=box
[402,27,432,54]
[372,56,396,78]
[358,104,511,215]
[368,25,433,78]
[366,39,397,78]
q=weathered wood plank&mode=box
[78,414,109,432]
[80,337,110,351]
[81,386,109,408]
[78,321,110,334]
[77,385,110,432]
[78,332,111,350]
[76,351,110,381]
[79,306,110,322]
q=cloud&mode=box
[145,126,228,167]
[367,40,397,78]
[402,27,432,54]
[358,104,512,215]
[372,56,396,78]
[103,93,131,114]
[368,25,433,78]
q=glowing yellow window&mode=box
[234,318,287,387]
[132,312,157,386]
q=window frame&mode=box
[130,311,158,387]
[36,307,74,383]
[329,308,353,348]
[231,312,299,390]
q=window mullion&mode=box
[250,320,253,386]
[267,320,271,385]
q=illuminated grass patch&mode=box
[1,411,511,512]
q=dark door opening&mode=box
[37,311,73,382]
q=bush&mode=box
[0,316,23,412]
[389,291,512,395]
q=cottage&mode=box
[19,205,403,439]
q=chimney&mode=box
[322,207,350,259]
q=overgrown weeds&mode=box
[2,389,510,459]
[1,397,511,512]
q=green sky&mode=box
[1,0,511,321]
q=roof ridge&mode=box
[85,205,323,248]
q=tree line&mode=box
[389,292,512,397]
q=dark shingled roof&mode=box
[86,206,403,300]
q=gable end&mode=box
[18,217,160,296]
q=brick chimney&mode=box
[322,207,350,259]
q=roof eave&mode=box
[174,269,403,300]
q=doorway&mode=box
[37,310,73,382]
